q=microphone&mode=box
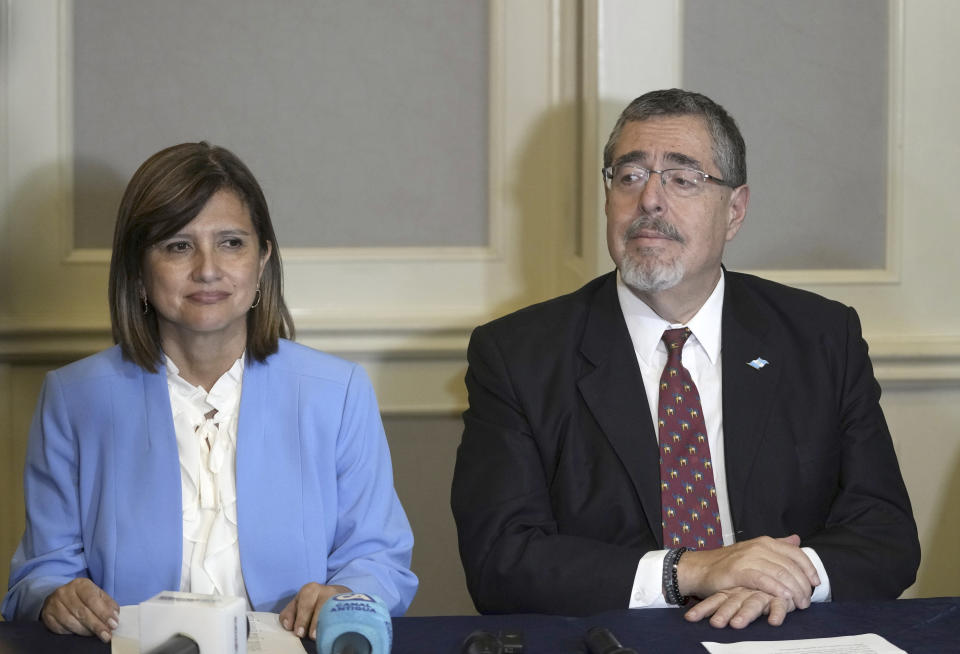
[460,630,503,654]
[585,626,638,654]
[144,634,199,654]
[139,591,247,654]
[315,593,392,654]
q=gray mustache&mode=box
[625,217,684,244]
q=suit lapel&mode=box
[577,274,664,545]
[721,273,782,532]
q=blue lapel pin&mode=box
[747,357,769,370]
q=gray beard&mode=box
[618,215,686,292]
[620,250,685,292]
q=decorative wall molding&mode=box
[2,326,959,412]
[0,0,580,419]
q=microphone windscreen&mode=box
[144,634,200,654]
[316,593,392,654]
[460,630,503,654]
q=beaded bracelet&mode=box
[662,547,689,606]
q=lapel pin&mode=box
[747,357,769,370]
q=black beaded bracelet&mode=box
[662,547,689,606]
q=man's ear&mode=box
[725,184,749,241]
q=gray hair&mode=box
[602,88,746,187]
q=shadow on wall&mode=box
[389,101,587,617]
[913,443,960,597]
[488,98,586,322]
[0,156,125,598]
[0,156,126,323]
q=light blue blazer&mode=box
[1,340,417,620]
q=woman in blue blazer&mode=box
[1,143,417,641]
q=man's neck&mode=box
[624,269,722,325]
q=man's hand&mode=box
[279,583,351,640]
[41,578,119,642]
[677,534,819,610]
[684,587,796,628]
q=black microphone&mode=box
[144,634,199,654]
[585,626,637,654]
[461,630,504,654]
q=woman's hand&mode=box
[41,578,120,642]
[279,583,352,640]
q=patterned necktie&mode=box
[657,328,723,550]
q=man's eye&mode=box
[669,173,701,189]
[618,172,643,186]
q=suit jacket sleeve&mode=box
[452,324,647,616]
[799,306,920,599]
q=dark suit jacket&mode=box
[451,270,919,616]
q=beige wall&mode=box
[2,0,959,619]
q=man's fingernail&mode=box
[100,631,111,642]
[310,629,317,640]
[108,617,119,629]
[296,627,305,637]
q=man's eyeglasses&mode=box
[602,163,735,199]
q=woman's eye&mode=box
[223,238,244,248]
[166,241,191,253]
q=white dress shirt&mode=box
[615,272,831,608]
[166,355,250,607]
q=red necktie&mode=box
[658,328,723,550]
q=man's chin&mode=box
[619,258,684,293]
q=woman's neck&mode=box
[161,330,246,391]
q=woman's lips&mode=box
[186,291,230,304]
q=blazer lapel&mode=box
[577,274,664,545]
[115,360,183,595]
[721,274,782,532]
[234,353,269,600]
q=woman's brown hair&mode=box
[109,142,294,371]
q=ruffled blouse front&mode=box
[165,355,249,606]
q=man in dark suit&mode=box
[451,89,919,627]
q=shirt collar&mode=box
[615,270,725,366]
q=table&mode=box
[1,597,957,653]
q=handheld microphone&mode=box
[585,626,638,654]
[315,593,392,654]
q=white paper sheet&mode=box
[111,606,305,654]
[702,633,907,654]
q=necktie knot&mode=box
[662,328,691,362]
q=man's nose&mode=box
[638,172,666,215]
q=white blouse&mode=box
[165,354,250,607]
